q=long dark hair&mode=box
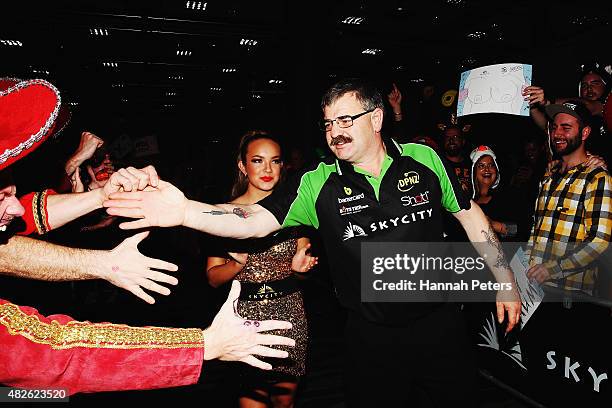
[230,131,284,200]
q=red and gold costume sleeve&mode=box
[17,189,58,235]
[0,299,204,395]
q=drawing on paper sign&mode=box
[457,63,532,117]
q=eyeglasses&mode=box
[319,108,375,132]
[476,162,496,170]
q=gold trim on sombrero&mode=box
[0,302,204,350]
[0,79,61,166]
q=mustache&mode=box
[330,135,353,146]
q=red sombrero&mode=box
[0,78,62,171]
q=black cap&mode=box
[544,100,592,126]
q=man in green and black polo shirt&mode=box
[106,79,521,407]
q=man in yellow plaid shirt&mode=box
[526,100,611,296]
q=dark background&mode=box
[3,0,610,195]
[1,1,610,406]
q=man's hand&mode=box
[91,166,161,207]
[95,231,179,304]
[523,85,549,107]
[527,263,551,283]
[489,219,508,236]
[203,280,295,370]
[496,287,521,333]
[387,83,403,117]
[104,180,188,229]
[65,131,104,178]
[70,167,85,193]
[76,131,104,160]
[103,165,160,196]
[585,153,608,171]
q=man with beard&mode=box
[439,124,473,242]
[526,100,612,296]
[441,125,472,194]
[524,63,611,162]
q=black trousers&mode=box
[343,304,477,407]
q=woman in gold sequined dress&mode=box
[206,131,316,408]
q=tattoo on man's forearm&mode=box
[202,208,249,218]
[481,226,510,269]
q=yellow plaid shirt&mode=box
[526,163,612,295]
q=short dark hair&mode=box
[321,79,385,112]
[442,125,464,139]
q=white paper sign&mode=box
[457,63,532,117]
[510,247,544,329]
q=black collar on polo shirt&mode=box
[334,137,402,176]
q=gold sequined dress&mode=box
[235,229,308,379]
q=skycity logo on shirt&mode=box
[342,222,368,241]
[338,192,365,204]
[397,171,420,192]
[369,208,433,232]
[401,190,430,207]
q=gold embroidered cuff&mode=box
[0,302,204,350]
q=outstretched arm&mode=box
[104,180,281,239]
[46,166,160,230]
[185,201,280,238]
[0,233,178,304]
[453,202,521,332]
[0,281,294,395]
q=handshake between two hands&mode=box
[102,166,187,229]
[99,165,188,230]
